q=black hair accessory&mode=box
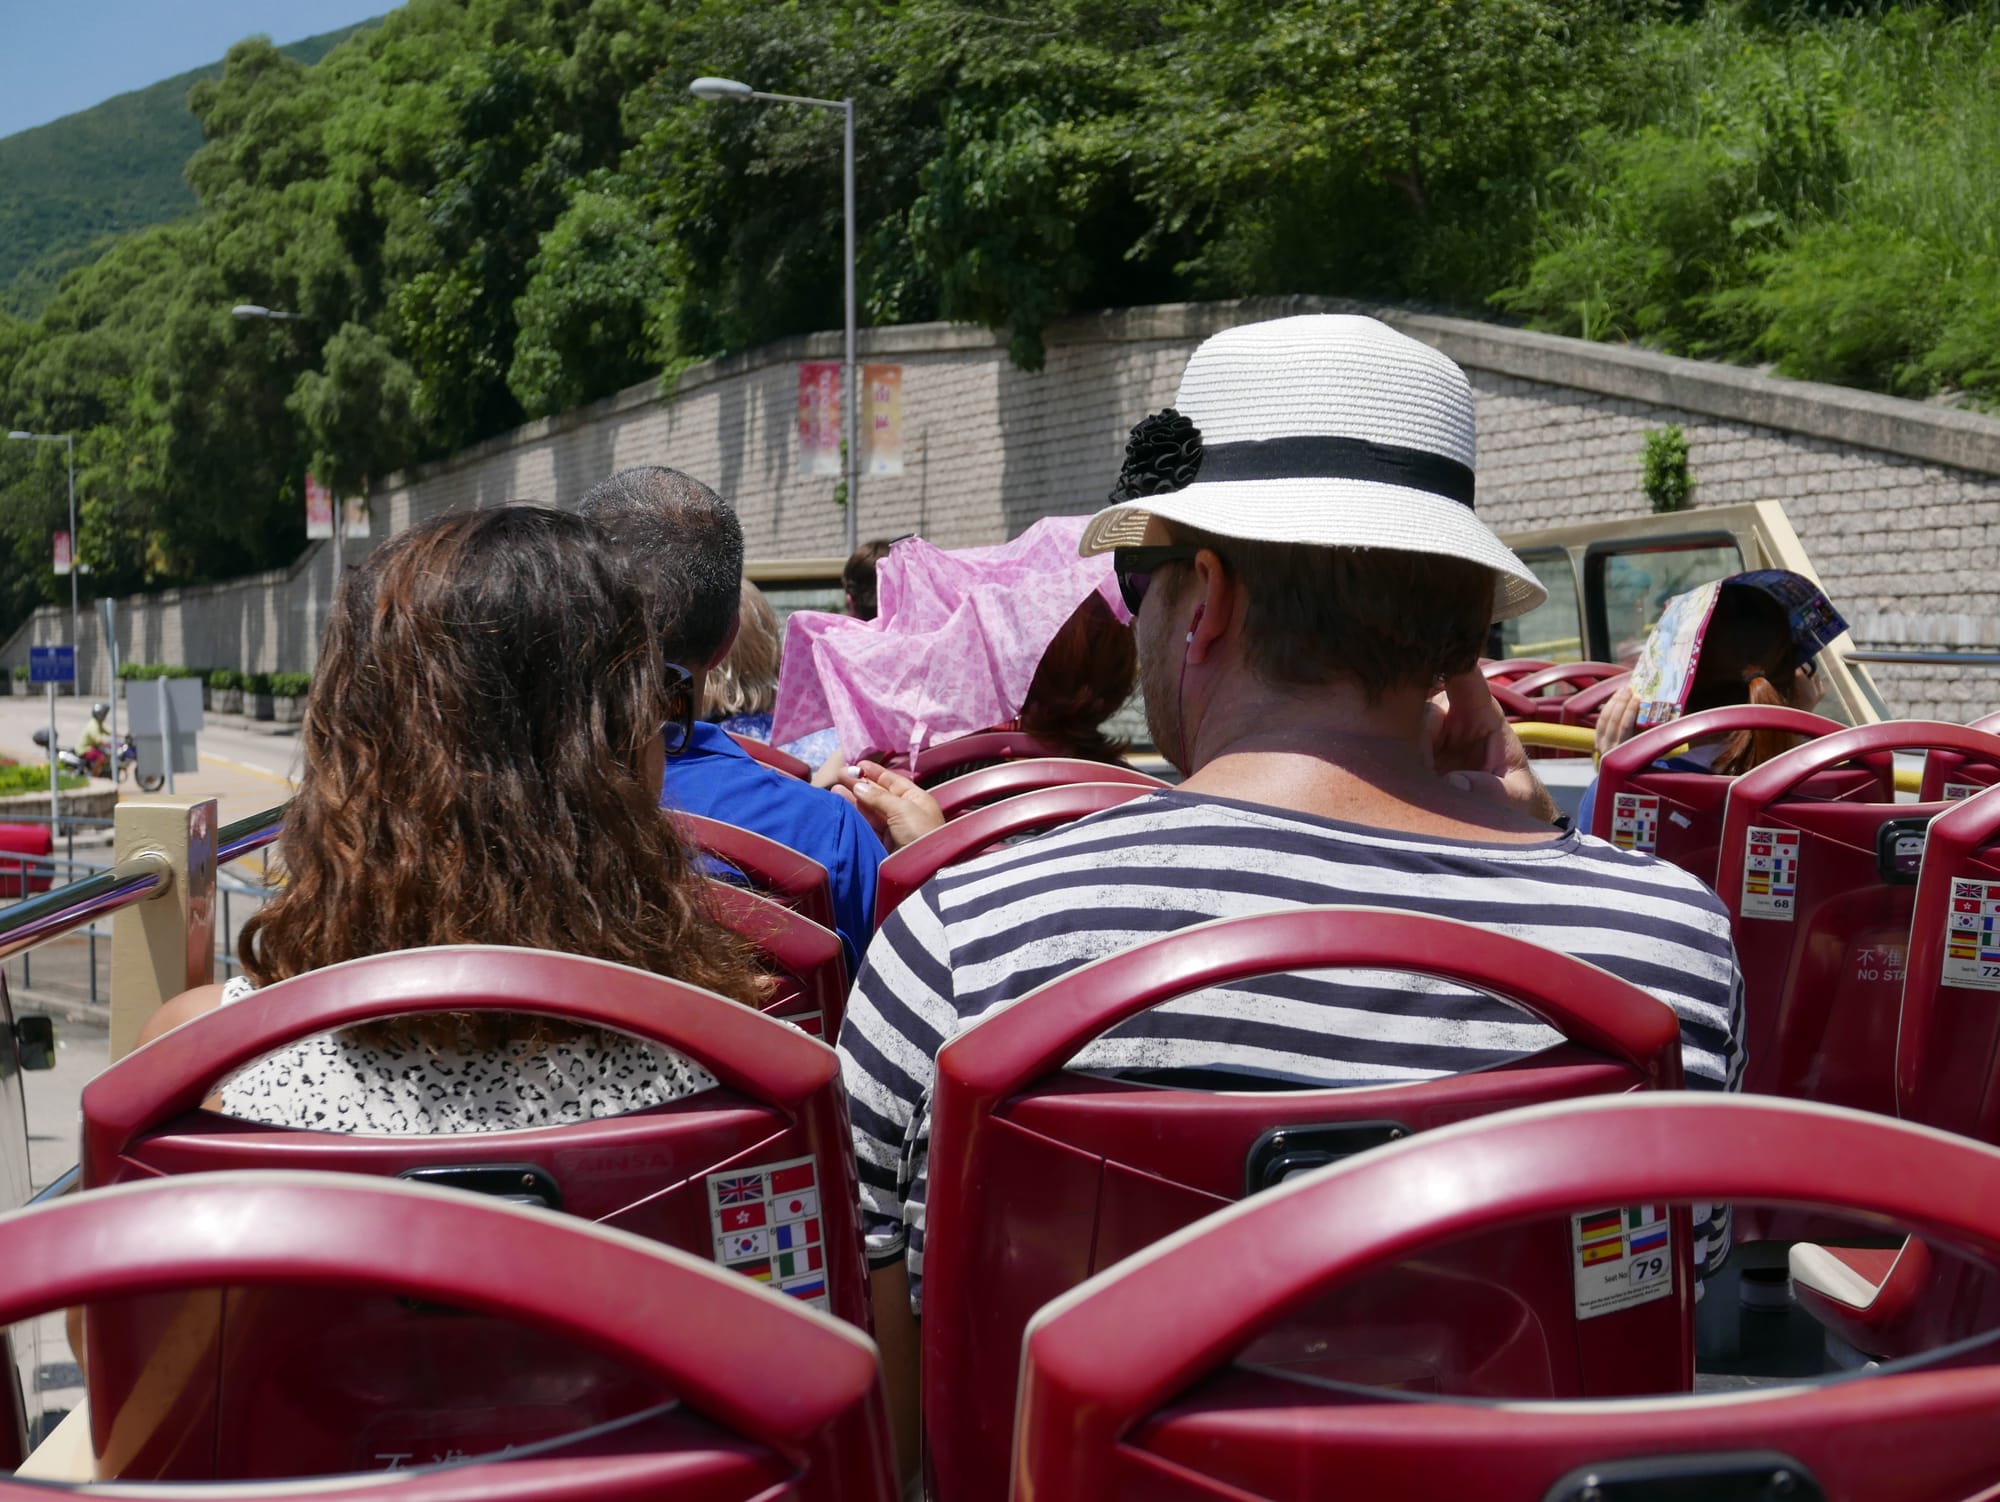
[1109,408,1202,502]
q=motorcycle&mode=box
[32,729,166,792]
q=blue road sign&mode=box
[28,646,74,686]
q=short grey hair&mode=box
[577,467,744,665]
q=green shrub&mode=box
[267,672,312,698]
[11,665,25,681]
[243,672,273,696]
[206,668,243,690]
[0,763,87,796]
[1642,425,1695,514]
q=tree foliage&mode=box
[1,0,1997,638]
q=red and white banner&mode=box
[863,363,903,476]
[51,531,70,577]
[305,473,335,540]
[797,362,843,478]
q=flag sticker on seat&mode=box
[1741,826,1801,921]
[1944,782,1984,802]
[706,1155,831,1311]
[1942,878,2000,993]
[1572,1205,1674,1319]
[1610,793,1661,854]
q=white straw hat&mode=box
[1080,315,1547,622]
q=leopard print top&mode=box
[213,974,716,1134]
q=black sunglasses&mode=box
[661,661,696,757]
[1112,545,1202,615]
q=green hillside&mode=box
[0,21,372,318]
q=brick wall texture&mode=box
[13,297,2000,720]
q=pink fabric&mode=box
[771,517,1131,766]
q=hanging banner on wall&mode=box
[863,363,904,477]
[305,473,336,540]
[797,362,844,478]
[51,531,71,577]
[343,494,370,539]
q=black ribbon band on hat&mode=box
[1197,435,1476,509]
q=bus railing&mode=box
[0,799,285,1062]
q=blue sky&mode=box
[0,1,403,139]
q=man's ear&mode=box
[1184,549,1234,666]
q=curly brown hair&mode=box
[238,505,763,1040]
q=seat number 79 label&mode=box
[1572,1206,1674,1320]
[1943,879,2000,992]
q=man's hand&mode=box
[1593,684,1643,763]
[1425,670,1559,824]
[830,760,946,851]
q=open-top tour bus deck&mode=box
[3,500,2000,1498]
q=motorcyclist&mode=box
[78,701,113,778]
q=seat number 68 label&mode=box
[1741,826,1800,921]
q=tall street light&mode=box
[690,75,859,554]
[231,302,342,674]
[5,428,79,692]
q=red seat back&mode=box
[1592,705,1853,889]
[884,729,1064,786]
[677,813,836,932]
[1508,661,1627,720]
[81,951,868,1366]
[705,881,848,1041]
[926,758,1167,821]
[1920,710,2000,802]
[873,782,1154,928]
[1718,722,2000,1118]
[1489,680,1538,721]
[1015,1094,2000,1502]
[0,1171,892,1497]
[1899,783,2000,1142]
[0,822,53,899]
[922,908,1687,1502]
[1481,658,1552,686]
[1557,670,1631,729]
[729,732,811,780]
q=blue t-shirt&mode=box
[661,723,885,973]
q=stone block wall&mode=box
[10,296,2000,718]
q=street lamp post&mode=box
[230,302,341,673]
[689,76,859,555]
[6,430,78,692]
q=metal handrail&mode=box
[1848,650,2000,667]
[0,802,286,965]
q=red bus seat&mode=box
[705,880,848,1041]
[1590,705,1853,889]
[0,1170,892,1496]
[728,732,812,780]
[926,757,1167,821]
[1481,658,1552,686]
[882,729,1064,786]
[677,813,836,933]
[1488,680,1538,721]
[1792,783,2000,1356]
[1557,670,1631,730]
[1509,661,1627,717]
[1014,1094,2000,1502]
[873,782,1154,928]
[0,822,53,899]
[1920,710,2000,802]
[80,948,869,1349]
[922,907,1688,1502]
[1718,722,2000,1119]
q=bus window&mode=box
[1585,536,1744,665]
[1491,549,1581,661]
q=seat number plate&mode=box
[1572,1205,1674,1320]
[1741,826,1800,921]
[1943,878,2000,992]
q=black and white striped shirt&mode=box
[838,791,1746,1304]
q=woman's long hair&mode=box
[1017,593,1138,763]
[239,506,762,1039]
[704,579,781,720]
[1685,583,1813,777]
